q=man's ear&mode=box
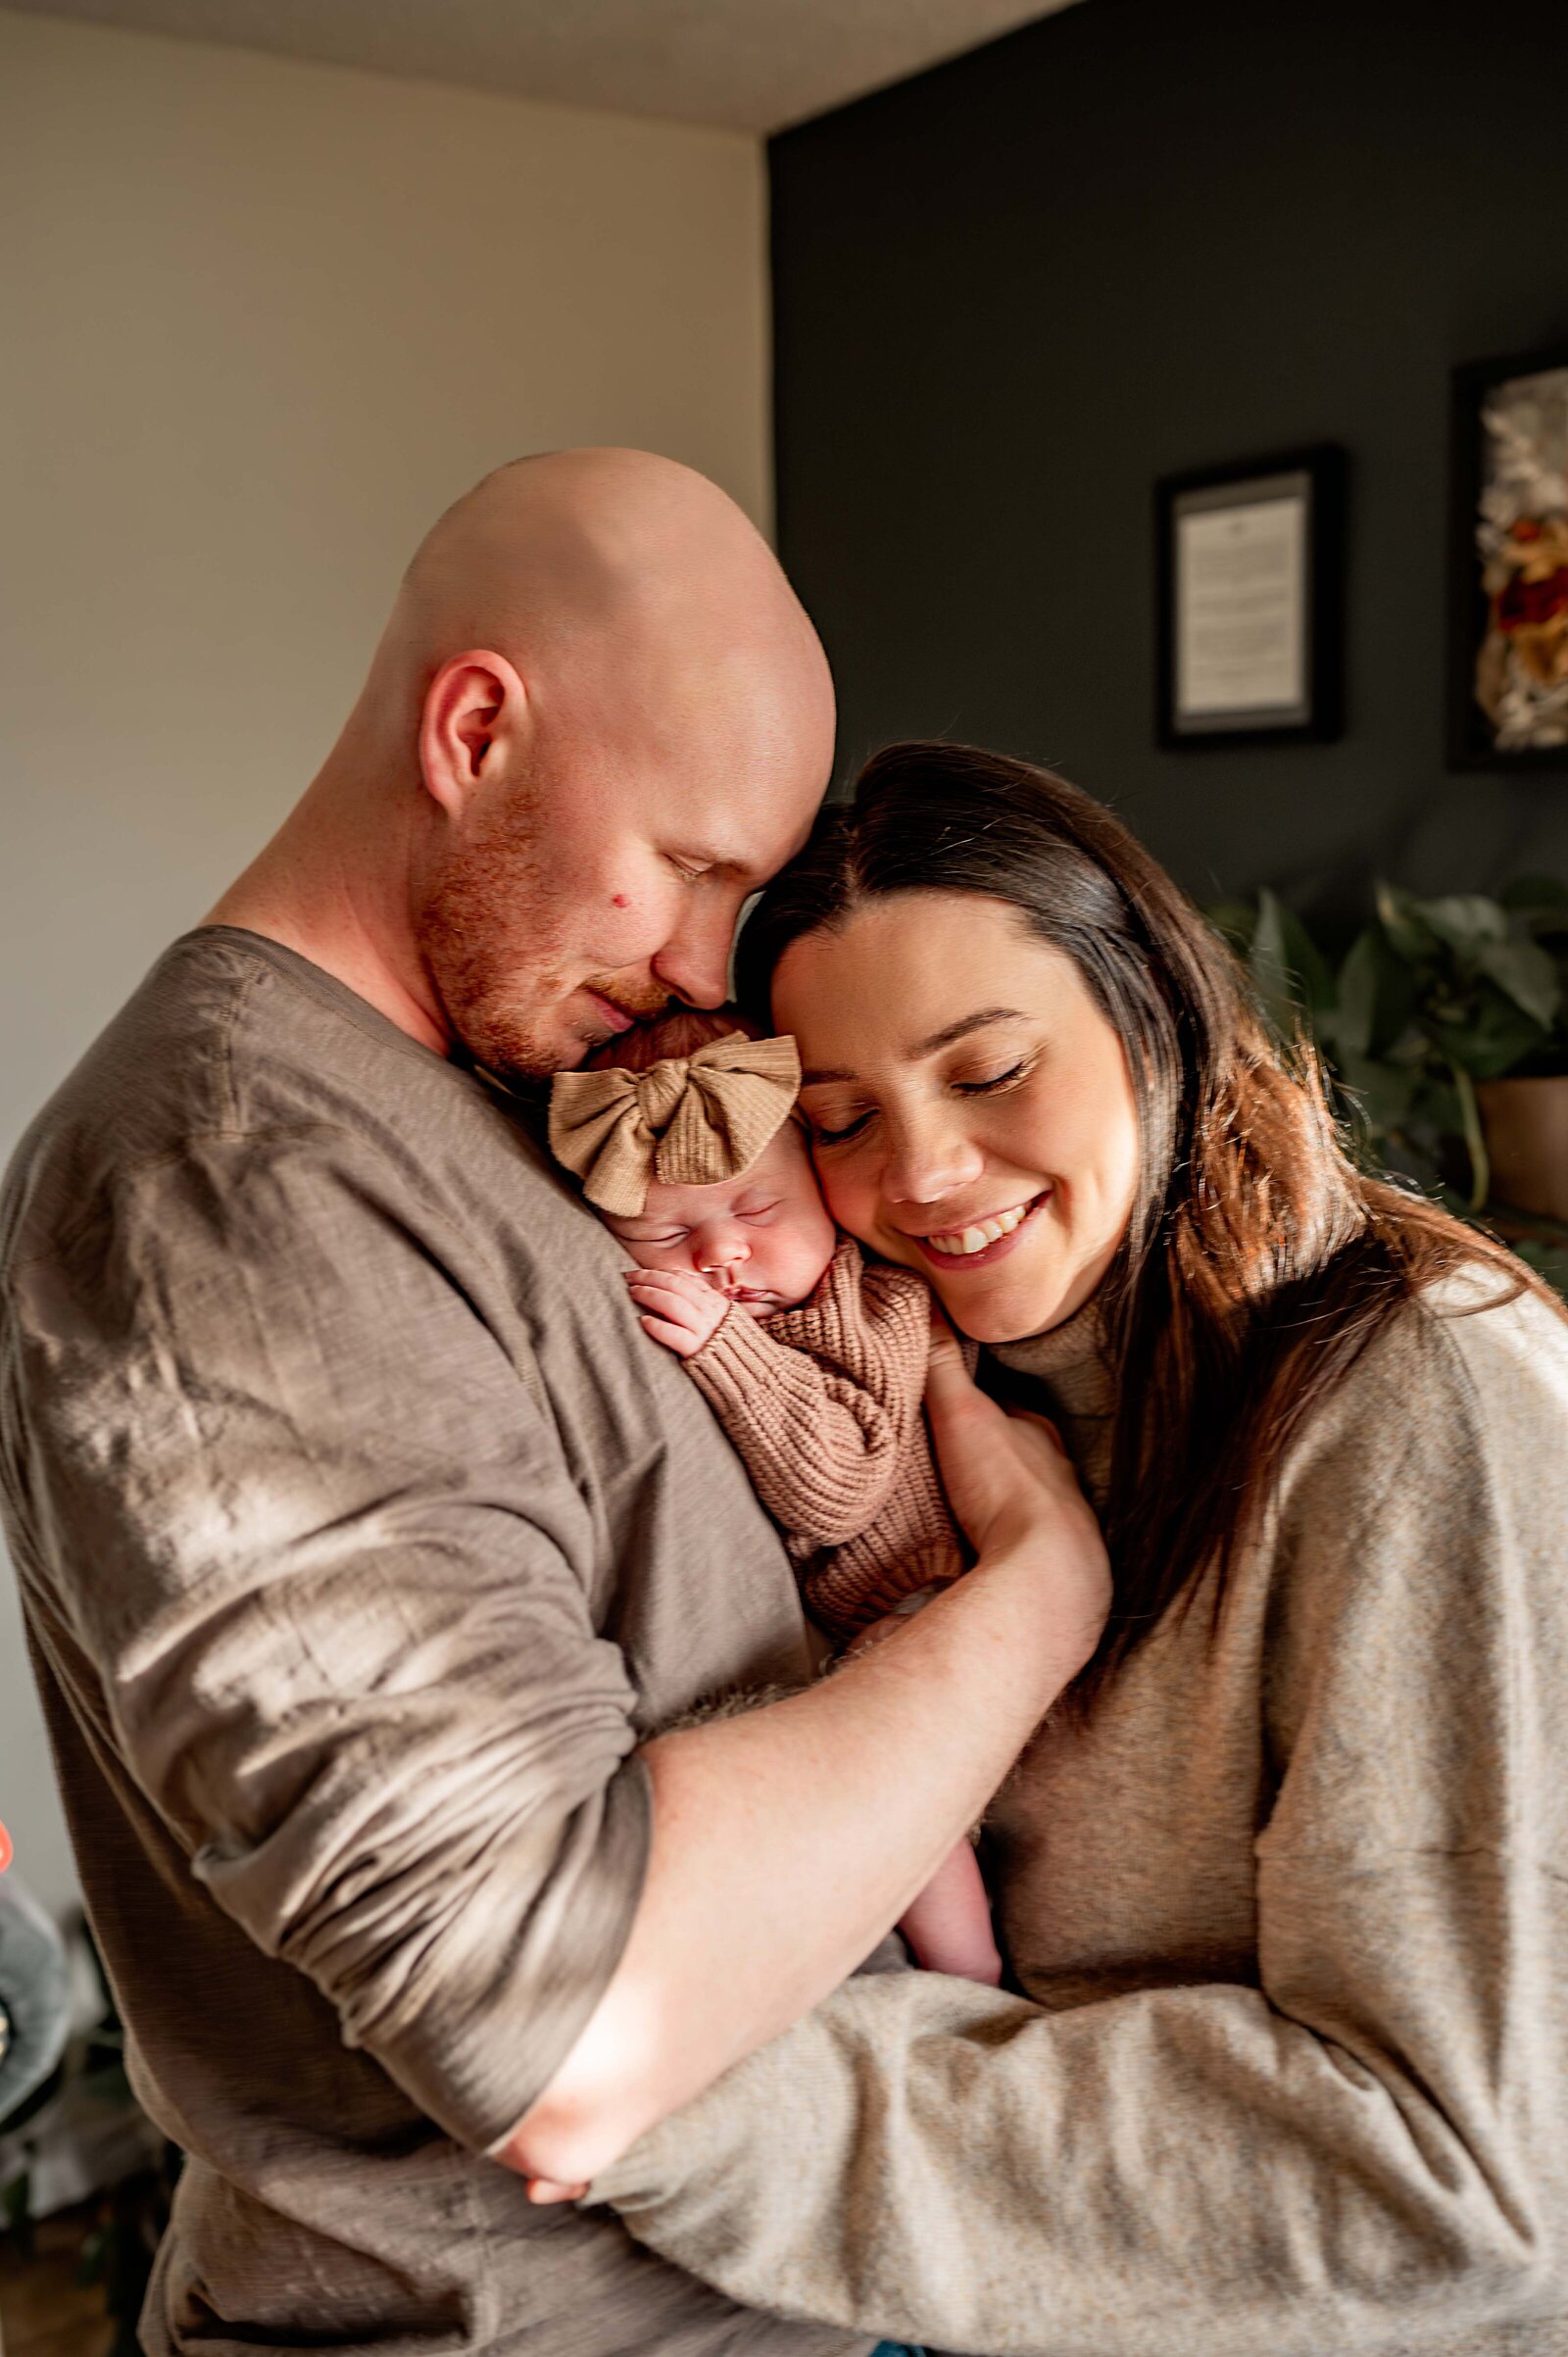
[418,649,527,816]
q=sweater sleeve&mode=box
[591,1287,1568,2355]
[685,1270,922,1549]
[1,1128,650,2158]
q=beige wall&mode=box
[0,8,771,1918]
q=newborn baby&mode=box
[550,1007,1001,1985]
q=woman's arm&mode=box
[588,1291,1568,2351]
[498,1328,1109,2189]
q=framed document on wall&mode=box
[1155,445,1346,748]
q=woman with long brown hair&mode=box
[594,741,1568,2355]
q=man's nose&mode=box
[651,903,735,1010]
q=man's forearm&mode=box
[498,1543,1095,2187]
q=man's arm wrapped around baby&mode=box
[685,1237,966,1642]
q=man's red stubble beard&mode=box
[415,781,672,1081]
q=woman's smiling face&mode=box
[771,891,1141,1344]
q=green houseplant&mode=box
[1209,876,1568,1294]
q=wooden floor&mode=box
[0,2203,116,2357]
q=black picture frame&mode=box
[1155,444,1346,749]
[1446,345,1568,772]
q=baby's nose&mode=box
[697,1233,750,1275]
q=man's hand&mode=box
[625,1267,732,1357]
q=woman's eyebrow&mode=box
[801,1007,1027,1087]
[915,1007,1027,1055]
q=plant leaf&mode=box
[1416,895,1509,954]
[1249,889,1303,1039]
[1337,927,1419,1058]
[1475,937,1561,1030]
[1374,882,1432,962]
[1277,902,1334,1015]
[1429,984,1548,1080]
[1336,931,1378,1058]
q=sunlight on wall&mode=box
[0,8,770,1917]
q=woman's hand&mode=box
[925,1313,1110,1672]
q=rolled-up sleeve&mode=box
[10,1124,649,2151]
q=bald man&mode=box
[0,452,1101,2355]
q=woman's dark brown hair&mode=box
[736,741,1561,1699]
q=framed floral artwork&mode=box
[1448,347,1568,769]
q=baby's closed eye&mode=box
[606,1221,690,1254]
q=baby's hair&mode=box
[585,1004,764,1074]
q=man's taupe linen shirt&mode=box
[0,928,875,2357]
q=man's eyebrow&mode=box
[801,1008,1028,1088]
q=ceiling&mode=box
[6,0,1080,131]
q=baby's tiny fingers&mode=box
[628,1275,701,1311]
[639,1311,703,1356]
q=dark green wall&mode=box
[769,0,1568,912]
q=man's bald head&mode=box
[330,449,835,1080]
[383,449,821,707]
[349,450,827,813]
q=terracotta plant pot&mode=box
[1477,1074,1568,1224]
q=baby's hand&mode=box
[625,1267,731,1357]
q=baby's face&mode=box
[604,1126,837,1316]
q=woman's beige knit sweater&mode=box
[596,1272,1568,2357]
[684,1235,962,1640]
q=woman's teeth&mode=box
[927,1203,1032,1257]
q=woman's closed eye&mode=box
[808,1059,1036,1145]
[808,1106,873,1146]
[953,1057,1033,1096]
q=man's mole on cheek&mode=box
[612,893,631,908]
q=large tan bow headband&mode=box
[549,1032,802,1215]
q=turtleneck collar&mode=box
[984,1293,1117,1503]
